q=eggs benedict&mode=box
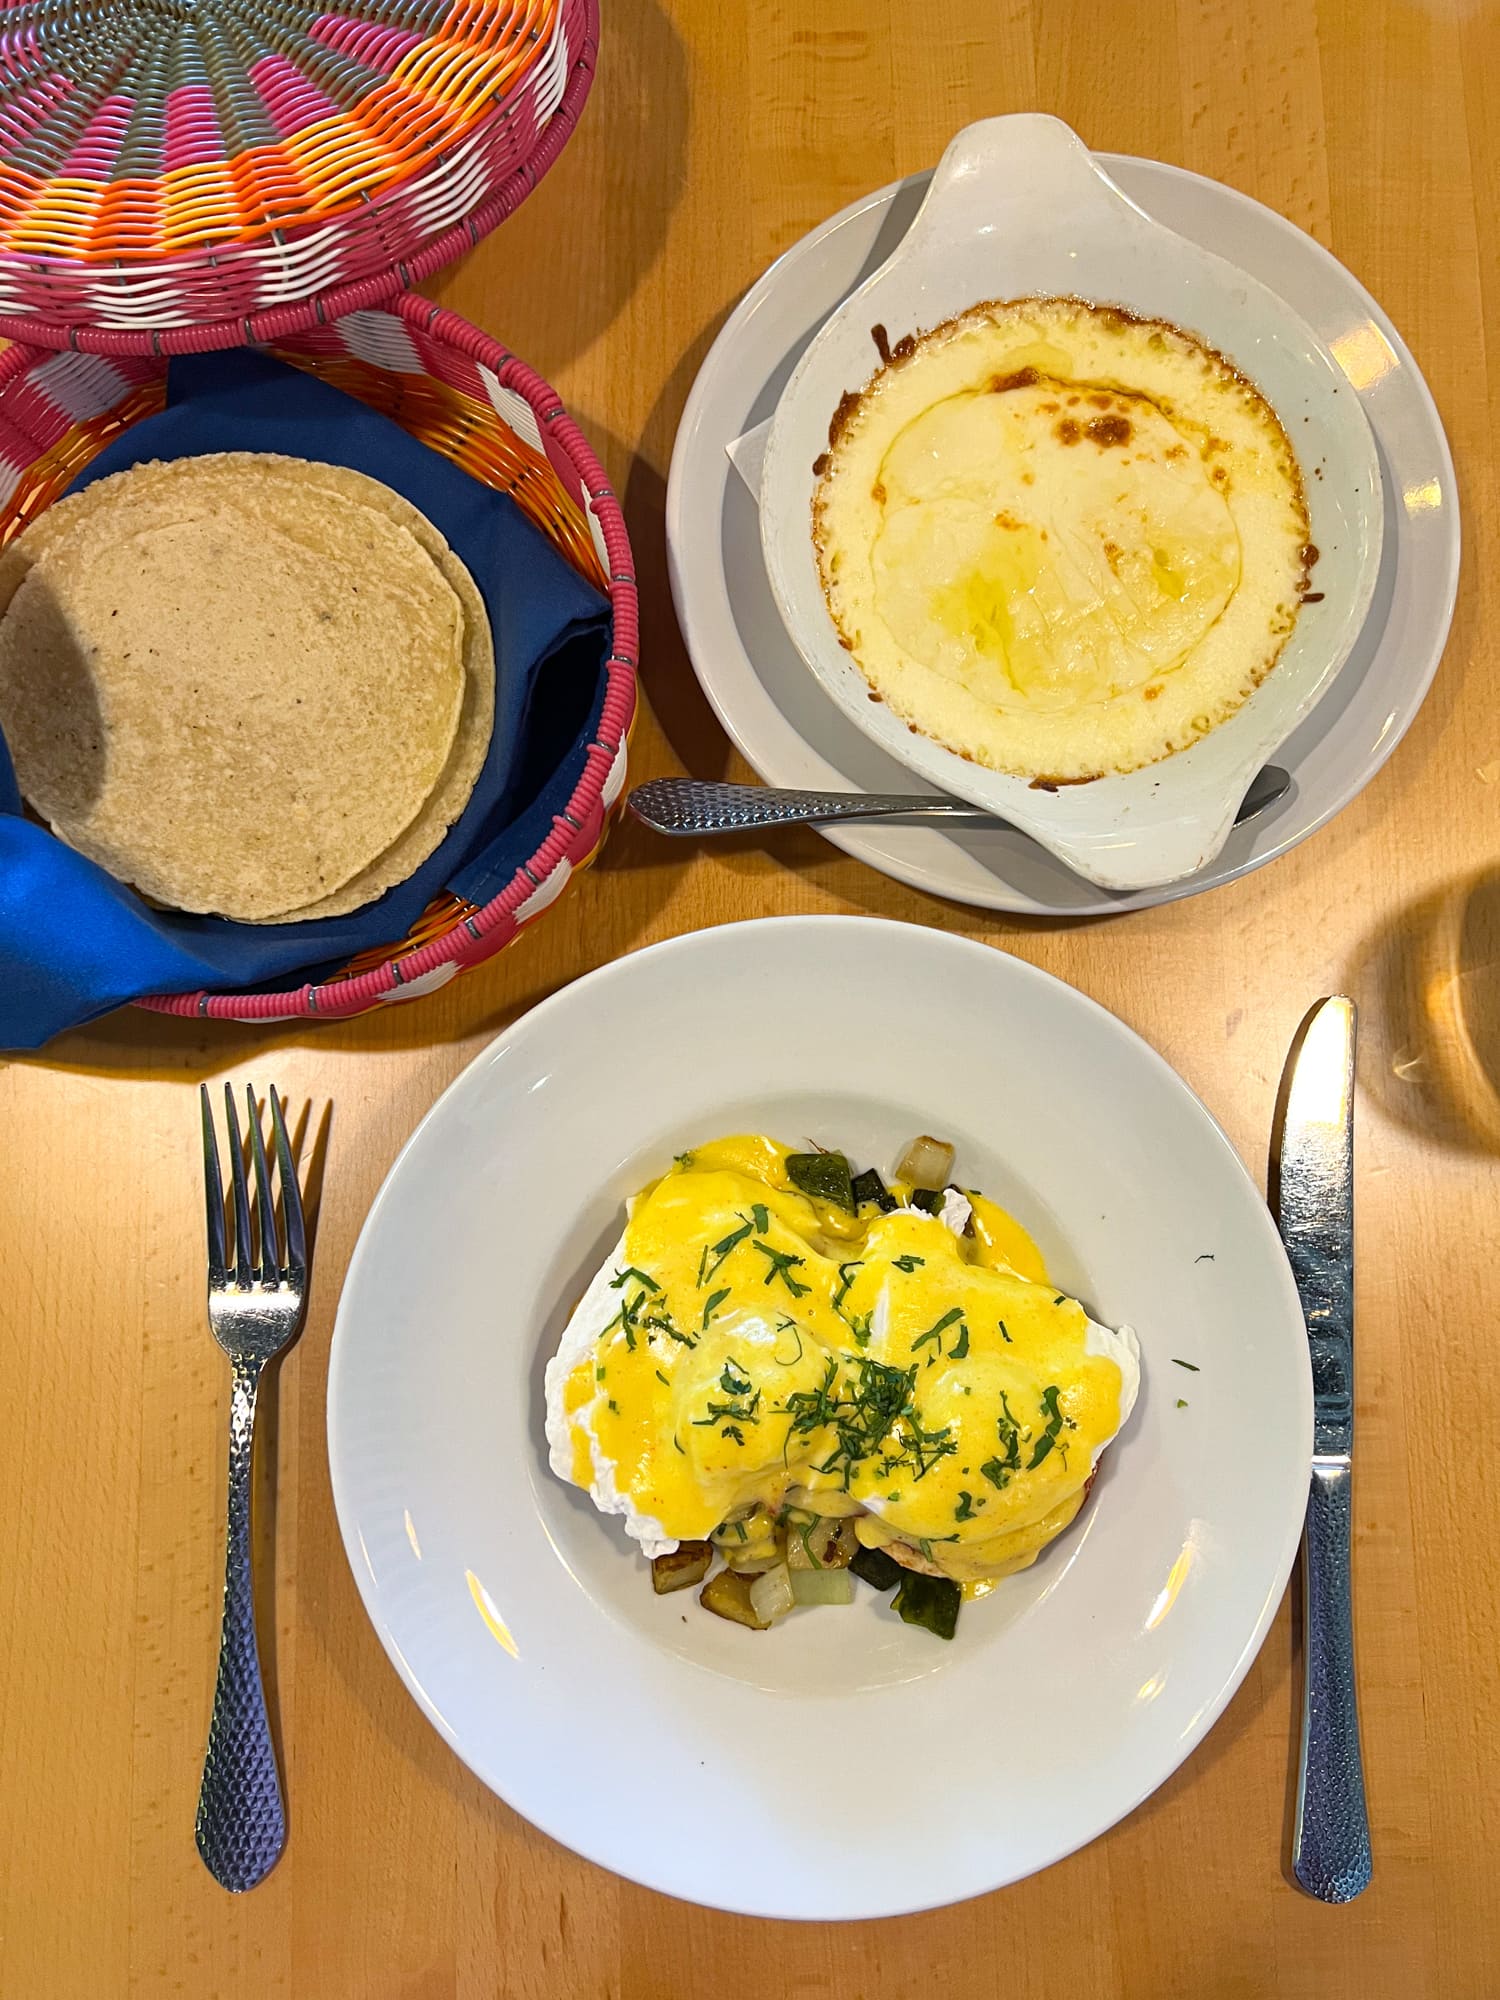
[544,1134,1139,1637]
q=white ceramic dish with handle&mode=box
[759,115,1384,892]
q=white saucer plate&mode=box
[328,917,1312,1917]
[666,155,1459,916]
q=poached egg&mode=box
[544,1135,1139,1586]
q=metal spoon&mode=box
[629,765,1291,837]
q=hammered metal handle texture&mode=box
[1293,1459,1372,1902]
[628,769,1291,838]
[196,1358,285,1892]
[628,777,987,833]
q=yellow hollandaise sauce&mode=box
[548,1136,1137,1587]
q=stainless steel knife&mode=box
[1278,996,1371,1902]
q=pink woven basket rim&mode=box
[0,292,638,1022]
[0,0,599,357]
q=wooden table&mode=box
[4,0,1496,1991]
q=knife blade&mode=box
[1278,995,1371,1902]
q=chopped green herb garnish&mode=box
[786,1151,856,1213]
[911,1306,964,1355]
[954,1490,976,1521]
[698,1213,762,1287]
[750,1239,811,1297]
[752,1202,770,1234]
[782,1353,915,1489]
[981,1390,1023,1489]
[1172,1358,1200,1371]
[611,1266,660,1292]
[701,1287,731,1331]
[655,1369,670,1386]
[662,1324,697,1347]
[691,1367,762,1430]
[1176,1398,1189,1409]
[847,1312,873,1348]
[774,1315,804,1365]
[595,1366,606,1381]
[721,1425,746,1445]
[949,1323,970,1360]
[833,1260,863,1311]
[892,1254,925,1273]
[997,1319,1011,1343]
[1027,1384,1065,1469]
[1195,1253,1215,1263]
[607,1398,620,1415]
[673,1435,685,1454]
[1053,1294,1068,1306]
[674,1151,694,1170]
[898,1409,959,1482]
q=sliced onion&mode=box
[748,1562,796,1625]
[790,1568,855,1606]
[895,1135,955,1190]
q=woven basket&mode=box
[0,0,597,350]
[0,288,638,1021]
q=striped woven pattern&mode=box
[0,0,595,342]
[0,290,638,1022]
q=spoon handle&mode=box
[629,778,997,834]
[628,767,1290,838]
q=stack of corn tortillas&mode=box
[0,452,495,923]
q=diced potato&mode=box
[651,1542,712,1595]
[699,1567,769,1629]
[895,1135,956,1190]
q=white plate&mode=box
[329,917,1312,1917]
[667,152,1459,915]
[759,118,1383,892]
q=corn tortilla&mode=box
[0,453,493,923]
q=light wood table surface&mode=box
[4,0,1497,1992]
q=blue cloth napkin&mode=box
[0,349,611,1050]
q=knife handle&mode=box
[1293,1457,1372,1901]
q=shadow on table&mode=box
[427,0,691,382]
[1345,866,1500,1155]
[580,339,1114,943]
[249,1098,334,1801]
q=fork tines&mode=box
[200,1084,306,1291]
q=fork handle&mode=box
[196,1357,286,1892]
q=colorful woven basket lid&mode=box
[0,0,596,349]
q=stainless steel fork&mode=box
[196,1083,309,1893]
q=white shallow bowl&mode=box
[329,917,1312,1918]
[759,114,1384,892]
